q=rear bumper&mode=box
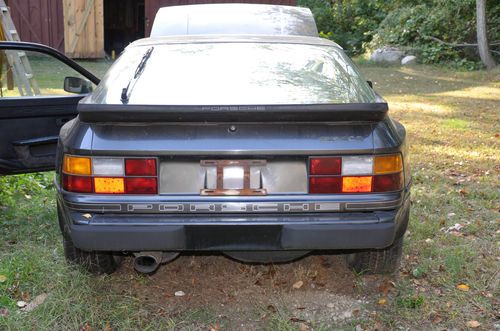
[58,193,410,252]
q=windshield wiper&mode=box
[120,47,154,103]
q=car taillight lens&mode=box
[62,174,93,193]
[310,157,341,175]
[62,155,158,194]
[309,154,403,194]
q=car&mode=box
[0,4,411,275]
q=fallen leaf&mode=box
[292,280,304,289]
[174,291,185,297]
[456,284,470,291]
[22,293,48,312]
[289,316,307,323]
[16,301,27,308]
[0,275,6,283]
[0,308,9,317]
[378,298,387,305]
[466,320,481,328]
[378,279,395,295]
[431,313,442,324]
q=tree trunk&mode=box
[476,0,496,69]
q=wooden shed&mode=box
[6,0,296,59]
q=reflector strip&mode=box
[63,155,91,175]
[94,177,125,194]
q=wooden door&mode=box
[63,0,104,58]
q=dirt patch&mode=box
[112,253,382,329]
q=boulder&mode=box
[401,55,417,65]
[370,47,404,64]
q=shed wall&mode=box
[6,0,65,52]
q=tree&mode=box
[476,0,497,69]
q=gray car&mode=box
[0,4,410,275]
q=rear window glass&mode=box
[91,43,376,105]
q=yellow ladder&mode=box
[0,0,40,96]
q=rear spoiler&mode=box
[78,102,389,123]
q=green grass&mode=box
[1,63,499,330]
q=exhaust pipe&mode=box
[133,251,179,274]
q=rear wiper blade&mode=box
[120,47,154,103]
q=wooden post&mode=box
[63,0,104,58]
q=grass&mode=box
[1,63,499,330]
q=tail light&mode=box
[62,155,157,194]
[309,154,403,194]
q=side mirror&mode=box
[367,80,373,88]
[64,76,93,94]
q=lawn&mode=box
[0,63,498,330]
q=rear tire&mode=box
[345,236,403,274]
[58,204,121,274]
[63,234,121,275]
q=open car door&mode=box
[0,42,100,175]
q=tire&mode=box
[58,200,121,275]
[63,233,122,275]
[345,236,404,275]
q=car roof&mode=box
[150,4,318,38]
[128,34,342,49]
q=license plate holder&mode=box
[200,160,267,196]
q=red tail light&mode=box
[62,174,93,193]
[125,177,158,194]
[309,154,404,194]
[125,158,157,176]
[62,155,158,194]
[309,177,342,194]
[310,157,341,175]
[372,173,403,192]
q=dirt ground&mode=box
[112,253,386,330]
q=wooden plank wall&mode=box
[6,0,65,52]
[145,0,297,36]
[62,0,104,58]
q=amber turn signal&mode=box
[374,155,403,174]
[63,155,91,175]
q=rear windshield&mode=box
[90,43,377,105]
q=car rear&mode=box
[55,35,411,274]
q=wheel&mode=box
[58,201,121,275]
[345,236,404,274]
[63,233,122,275]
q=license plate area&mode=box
[200,160,267,196]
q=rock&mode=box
[369,47,404,64]
[401,55,417,65]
